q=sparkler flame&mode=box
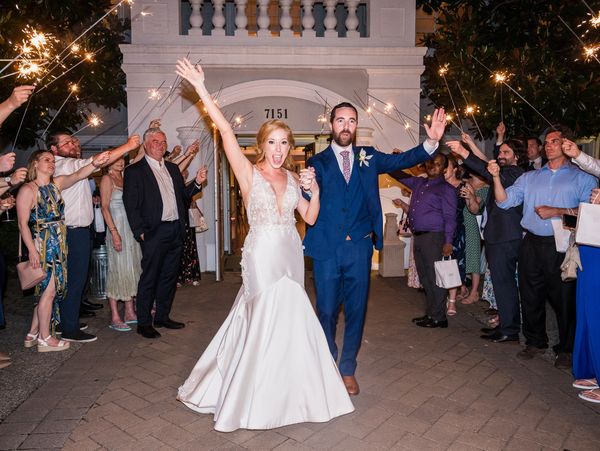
[148,88,161,100]
[583,45,600,61]
[89,114,102,127]
[438,64,449,76]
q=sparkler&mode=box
[492,71,511,121]
[470,54,556,129]
[126,81,166,132]
[438,64,464,132]
[455,81,484,139]
[558,15,600,64]
[72,114,103,136]
[0,26,57,76]
[36,46,104,93]
[41,80,83,138]
[366,93,418,145]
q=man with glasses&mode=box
[488,125,597,369]
[49,131,140,343]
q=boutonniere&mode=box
[357,148,373,167]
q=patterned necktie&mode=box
[340,150,351,183]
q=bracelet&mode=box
[109,228,117,233]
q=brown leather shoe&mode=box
[342,375,360,396]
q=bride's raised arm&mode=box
[176,58,253,195]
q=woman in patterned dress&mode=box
[100,158,142,331]
[17,150,109,352]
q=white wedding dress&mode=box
[178,167,354,432]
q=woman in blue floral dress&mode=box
[17,150,109,352]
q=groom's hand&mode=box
[424,107,446,144]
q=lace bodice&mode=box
[246,167,298,230]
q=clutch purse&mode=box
[17,235,45,290]
[188,207,208,233]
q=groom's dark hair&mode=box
[329,102,358,124]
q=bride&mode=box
[175,59,354,432]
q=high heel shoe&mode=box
[24,332,39,348]
[446,299,457,316]
[37,336,70,353]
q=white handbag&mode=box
[575,202,600,248]
[434,256,462,289]
[188,207,208,233]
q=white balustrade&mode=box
[301,0,316,37]
[185,1,366,39]
[257,0,271,37]
[212,0,226,36]
[345,0,360,38]
[188,0,203,35]
[323,0,338,37]
[279,0,293,37]
[234,0,248,37]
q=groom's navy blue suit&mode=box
[304,144,432,375]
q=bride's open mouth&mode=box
[272,154,283,165]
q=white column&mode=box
[257,0,270,37]
[301,0,316,37]
[323,0,338,38]
[279,0,293,37]
[345,0,360,38]
[234,0,248,37]
[189,0,204,36]
[212,0,226,36]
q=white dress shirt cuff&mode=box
[423,139,439,155]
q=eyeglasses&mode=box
[57,139,75,148]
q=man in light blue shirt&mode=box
[489,125,597,369]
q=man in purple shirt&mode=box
[402,154,457,328]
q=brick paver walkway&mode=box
[1,273,600,450]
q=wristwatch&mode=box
[3,176,11,187]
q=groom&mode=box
[304,103,446,395]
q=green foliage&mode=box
[0,0,128,149]
[420,0,600,138]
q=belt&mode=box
[161,219,178,224]
[412,231,431,236]
[67,225,90,230]
[525,231,554,242]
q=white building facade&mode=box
[120,0,426,272]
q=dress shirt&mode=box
[330,140,438,176]
[402,175,457,244]
[529,156,543,170]
[497,163,597,236]
[145,156,178,221]
[54,156,94,227]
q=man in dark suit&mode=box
[303,103,446,395]
[526,137,547,171]
[448,139,526,343]
[123,128,207,339]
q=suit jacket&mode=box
[304,144,431,259]
[123,157,200,242]
[526,157,548,172]
[463,152,524,244]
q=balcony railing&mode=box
[183,1,368,38]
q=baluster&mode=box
[212,0,226,36]
[345,0,360,38]
[323,0,338,37]
[189,0,203,35]
[280,0,293,37]
[301,0,315,37]
[257,0,270,37]
[234,0,248,37]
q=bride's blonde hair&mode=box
[255,120,295,170]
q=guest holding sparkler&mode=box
[17,149,110,352]
[561,139,600,403]
[49,132,141,343]
[100,158,141,331]
[0,85,34,367]
[489,126,597,368]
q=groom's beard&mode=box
[332,129,355,147]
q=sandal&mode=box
[573,378,599,390]
[578,389,600,403]
[109,322,132,332]
[124,319,138,325]
[37,336,70,353]
[446,299,457,316]
[24,332,39,348]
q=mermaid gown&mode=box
[178,167,354,432]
